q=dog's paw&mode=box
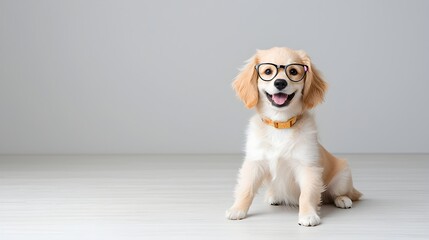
[334,196,352,209]
[298,214,321,227]
[267,196,283,206]
[225,207,247,220]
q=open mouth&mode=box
[265,91,296,107]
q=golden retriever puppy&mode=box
[225,47,361,226]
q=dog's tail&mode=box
[348,187,363,201]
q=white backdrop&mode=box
[0,0,428,154]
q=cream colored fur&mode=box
[226,47,361,227]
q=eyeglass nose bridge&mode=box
[276,65,288,78]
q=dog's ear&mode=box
[299,51,328,110]
[232,54,259,109]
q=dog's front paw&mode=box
[298,213,321,227]
[225,207,247,220]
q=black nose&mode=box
[274,79,287,90]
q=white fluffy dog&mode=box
[226,47,361,226]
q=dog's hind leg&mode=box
[327,166,362,209]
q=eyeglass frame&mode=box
[255,63,309,82]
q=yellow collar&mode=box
[261,115,299,129]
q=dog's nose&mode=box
[274,79,287,90]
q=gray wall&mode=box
[0,0,428,154]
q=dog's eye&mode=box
[264,69,272,75]
[289,68,298,76]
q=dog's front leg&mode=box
[297,166,323,226]
[225,160,267,220]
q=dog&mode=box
[225,47,361,226]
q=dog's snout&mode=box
[274,79,287,90]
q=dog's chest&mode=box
[258,128,294,175]
[263,128,296,159]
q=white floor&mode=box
[0,154,428,240]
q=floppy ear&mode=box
[232,54,259,109]
[300,52,328,110]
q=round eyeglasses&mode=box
[255,63,308,82]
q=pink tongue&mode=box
[272,93,288,105]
